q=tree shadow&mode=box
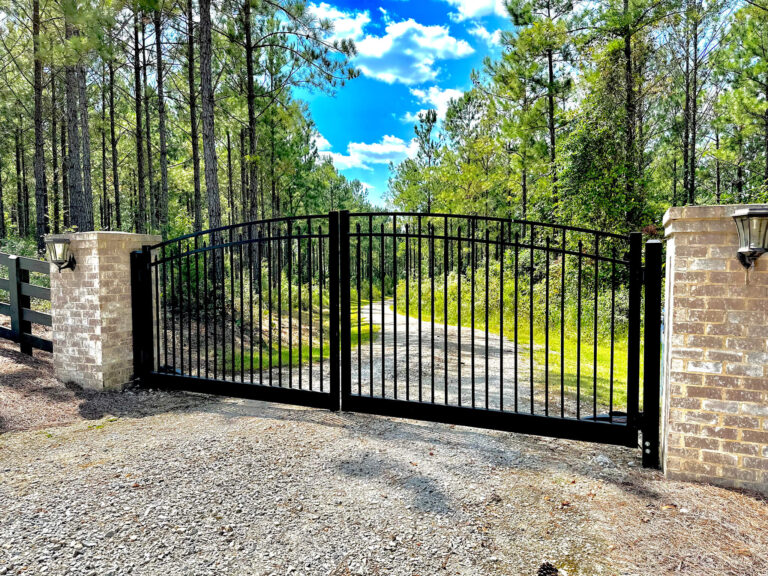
[202,397,665,502]
[336,452,453,514]
[74,386,209,422]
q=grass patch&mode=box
[396,289,642,412]
[225,313,377,373]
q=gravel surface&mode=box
[351,300,592,418]
[0,338,203,434]
[2,338,768,576]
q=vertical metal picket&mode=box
[643,239,663,469]
[626,232,643,434]
[328,211,341,411]
[339,210,352,411]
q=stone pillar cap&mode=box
[664,204,768,228]
[44,230,161,244]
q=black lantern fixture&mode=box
[44,235,76,272]
[733,208,768,269]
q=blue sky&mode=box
[297,0,511,205]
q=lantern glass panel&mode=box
[750,215,768,250]
[45,238,71,266]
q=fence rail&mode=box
[0,252,52,354]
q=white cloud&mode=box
[313,133,332,152]
[322,135,418,171]
[402,86,464,123]
[355,19,474,85]
[310,3,474,86]
[443,0,508,21]
[468,24,502,47]
[308,2,370,42]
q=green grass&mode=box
[395,289,642,412]
[225,312,377,373]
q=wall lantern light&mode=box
[45,236,76,272]
[733,208,768,270]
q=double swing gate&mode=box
[132,211,662,467]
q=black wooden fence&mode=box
[0,252,52,353]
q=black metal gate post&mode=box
[642,239,663,468]
[339,210,352,410]
[626,232,642,432]
[328,211,341,411]
[131,246,154,383]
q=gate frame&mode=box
[131,215,339,411]
[130,210,663,467]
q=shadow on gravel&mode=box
[337,452,453,514]
[229,399,669,507]
[186,394,664,503]
[194,396,349,428]
[75,387,209,422]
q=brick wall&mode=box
[49,231,161,391]
[663,205,768,493]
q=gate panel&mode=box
[132,210,653,455]
[142,215,338,409]
[340,213,640,446]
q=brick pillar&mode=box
[48,231,161,391]
[663,205,768,493]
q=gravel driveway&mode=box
[352,300,591,418]
[1,343,767,576]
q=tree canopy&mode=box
[389,0,765,236]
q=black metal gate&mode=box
[132,211,661,467]
[132,214,340,410]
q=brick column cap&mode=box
[45,231,162,244]
[664,205,768,237]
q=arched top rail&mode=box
[150,210,632,254]
[150,213,330,251]
[348,212,631,242]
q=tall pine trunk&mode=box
[243,0,259,221]
[154,9,169,235]
[33,0,48,250]
[14,128,23,235]
[672,155,677,205]
[134,10,147,233]
[200,0,223,284]
[61,118,69,229]
[239,128,247,223]
[715,129,721,203]
[101,64,108,229]
[187,0,202,233]
[21,134,29,235]
[546,43,557,205]
[682,6,690,205]
[689,7,698,205]
[65,57,85,231]
[227,131,234,225]
[623,0,636,221]
[108,57,121,229]
[199,0,223,234]
[79,66,94,229]
[763,88,768,189]
[142,22,156,230]
[0,161,5,239]
[52,72,60,234]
